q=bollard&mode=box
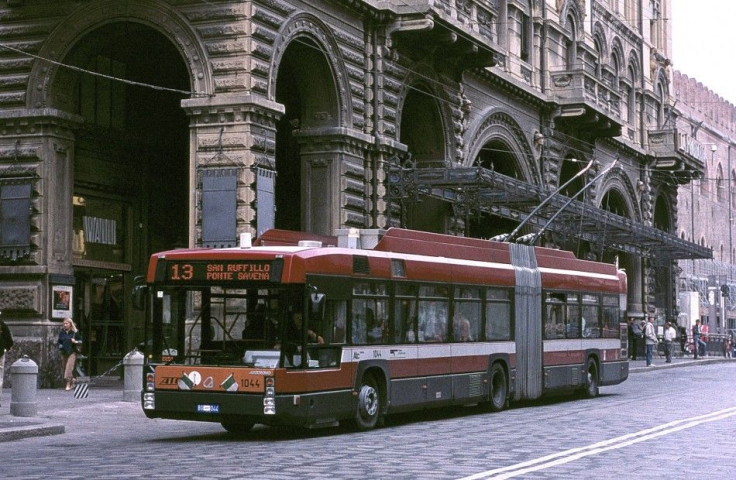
[10,355,38,417]
[123,349,144,402]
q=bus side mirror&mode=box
[132,284,148,311]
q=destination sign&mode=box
[165,260,273,283]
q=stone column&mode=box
[628,257,645,317]
[181,94,284,244]
[0,108,82,386]
[294,128,374,236]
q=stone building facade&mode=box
[673,71,736,334]
[0,0,709,385]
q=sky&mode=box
[671,1,736,105]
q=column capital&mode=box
[0,108,83,137]
[181,93,285,124]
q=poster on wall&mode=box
[52,285,73,319]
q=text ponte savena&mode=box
[206,263,270,281]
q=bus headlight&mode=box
[263,376,275,415]
[146,372,155,391]
[143,392,155,410]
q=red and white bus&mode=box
[137,228,628,433]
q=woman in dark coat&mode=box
[58,318,82,390]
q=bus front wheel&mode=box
[221,420,255,435]
[488,363,508,412]
[583,358,599,398]
[353,375,381,430]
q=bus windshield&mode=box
[147,284,336,369]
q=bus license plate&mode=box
[196,404,220,414]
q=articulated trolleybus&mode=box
[137,228,629,433]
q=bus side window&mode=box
[351,299,367,344]
[334,306,347,344]
[419,301,447,343]
[486,288,512,341]
[601,295,620,338]
[582,295,599,338]
[566,304,581,338]
[394,286,417,343]
[545,303,565,339]
[323,300,346,344]
[454,287,480,342]
[392,300,414,344]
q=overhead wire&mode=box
[0,38,208,98]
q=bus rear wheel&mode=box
[353,375,380,430]
[488,363,508,412]
[583,358,599,398]
[221,420,255,435]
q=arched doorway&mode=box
[467,139,524,239]
[600,187,642,317]
[52,22,190,375]
[400,85,449,233]
[274,37,339,233]
[653,191,676,322]
[559,155,586,197]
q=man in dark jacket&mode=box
[630,318,643,360]
[0,311,15,406]
[692,319,706,359]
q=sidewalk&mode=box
[628,353,733,372]
[0,377,127,442]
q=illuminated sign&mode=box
[83,215,117,245]
[165,260,273,282]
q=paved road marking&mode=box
[458,406,736,480]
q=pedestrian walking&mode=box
[679,325,688,355]
[58,317,82,390]
[692,319,706,359]
[630,318,643,360]
[723,336,732,358]
[0,311,15,406]
[644,316,657,366]
[663,321,676,363]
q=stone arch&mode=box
[393,67,453,233]
[652,70,670,128]
[597,165,641,222]
[559,0,584,35]
[611,38,625,76]
[592,22,608,60]
[465,109,538,184]
[396,65,454,165]
[27,0,211,108]
[597,166,643,314]
[462,109,538,239]
[654,69,670,96]
[653,190,674,233]
[269,13,350,128]
[627,49,642,86]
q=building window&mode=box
[627,66,637,128]
[565,15,578,69]
[0,180,31,261]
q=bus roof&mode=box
[147,228,624,293]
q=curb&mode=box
[0,422,65,442]
[629,357,730,373]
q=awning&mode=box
[385,163,712,261]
